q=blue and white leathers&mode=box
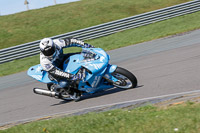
[27,48,118,94]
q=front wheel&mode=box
[112,67,137,89]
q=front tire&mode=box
[112,67,137,89]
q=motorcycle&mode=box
[27,48,137,101]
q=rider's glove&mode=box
[64,37,95,48]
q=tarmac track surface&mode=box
[0,29,200,126]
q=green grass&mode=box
[1,102,200,133]
[88,12,200,50]
[0,0,191,49]
[1,11,200,77]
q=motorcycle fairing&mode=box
[27,48,119,94]
[63,48,109,74]
[27,64,55,83]
[103,64,118,82]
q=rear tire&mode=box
[112,67,137,89]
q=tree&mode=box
[24,0,29,10]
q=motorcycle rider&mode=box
[39,37,95,99]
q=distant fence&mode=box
[0,0,200,64]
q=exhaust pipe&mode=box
[33,88,59,97]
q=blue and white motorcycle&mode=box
[27,48,137,101]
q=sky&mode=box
[0,0,80,16]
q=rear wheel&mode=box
[47,83,71,100]
[112,67,137,89]
[47,83,81,101]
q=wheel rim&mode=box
[54,88,71,100]
[113,73,133,89]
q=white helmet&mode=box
[39,38,56,57]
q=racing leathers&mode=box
[40,38,94,82]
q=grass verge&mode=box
[1,102,200,132]
[1,11,200,77]
[0,0,191,49]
